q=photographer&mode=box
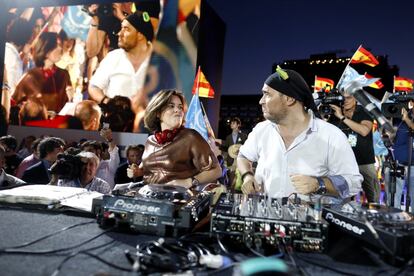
[57,151,111,194]
[388,106,414,211]
[329,91,379,203]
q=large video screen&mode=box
[1,0,199,133]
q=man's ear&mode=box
[285,95,296,106]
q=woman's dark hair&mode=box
[6,18,32,48]
[101,96,135,132]
[33,32,59,67]
[144,89,187,132]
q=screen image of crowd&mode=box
[1,0,199,133]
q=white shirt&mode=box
[96,145,120,189]
[239,114,362,199]
[89,48,150,98]
[5,42,23,93]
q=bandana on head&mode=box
[263,66,318,113]
[125,11,154,42]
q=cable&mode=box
[216,233,230,255]
[2,227,114,255]
[293,253,362,276]
[51,240,134,276]
[0,220,95,251]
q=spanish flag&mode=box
[365,73,384,89]
[350,46,379,67]
[314,76,335,92]
[394,76,414,92]
[192,67,215,98]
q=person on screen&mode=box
[85,1,161,59]
[12,32,72,114]
[4,18,33,95]
[237,67,362,199]
[141,89,222,188]
[73,100,102,131]
[88,11,154,104]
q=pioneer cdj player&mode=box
[322,202,414,263]
[93,184,212,237]
[211,193,329,253]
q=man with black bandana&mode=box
[89,10,154,104]
[237,67,362,199]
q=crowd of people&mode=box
[2,2,161,133]
[2,4,414,212]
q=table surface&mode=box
[0,206,412,276]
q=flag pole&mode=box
[336,45,362,89]
[195,66,201,96]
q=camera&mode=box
[82,4,113,19]
[381,92,414,118]
[49,153,85,180]
[313,88,344,115]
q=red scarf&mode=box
[42,66,57,79]
[154,127,183,145]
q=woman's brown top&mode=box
[13,67,70,113]
[142,128,219,184]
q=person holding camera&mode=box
[329,92,379,203]
[238,68,362,199]
[57,151,111,194]
[387,106,414,211]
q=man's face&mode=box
[118,20,140,51]
[259,86,288,123]
[82,159,98,180]
[127,149,143,165]
[230,121,240,131]
[49,146,64,162]
[343,92,356,110]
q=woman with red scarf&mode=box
[12,32,71,115]
[141,89,222,188]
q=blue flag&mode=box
[185,94,209,140]
[337,65,379,91]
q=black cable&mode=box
[53,250,134,276]
[51,240,133,276]
[2,227,114,255]
[0,220,95,251]
[293,253,362,276]
[216,233,230,255]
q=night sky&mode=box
[207,0,414,96]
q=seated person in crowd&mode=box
[238,67,362,199]
[0,145,26,187]
[141,89,222,188]
[22,137,64,184]
[18,98,48,126]
[58,151,111,194]
[0,135,22,176]
[115,144,144,184]
[17,135,36,159]
[15,137,42,179]
[74,100,102,131]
